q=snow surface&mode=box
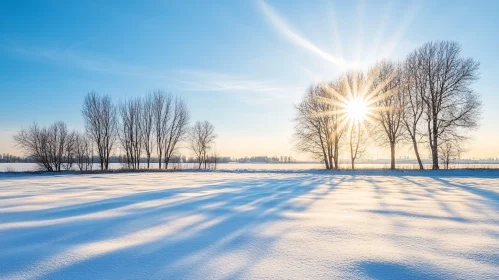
[0,170,498,279]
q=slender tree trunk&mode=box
[431,118,439,170]
[334,134,339,170]
[411,137,424,170]
[390,141,396,170]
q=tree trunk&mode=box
[333,135,339,170]
[431,117,440,170]
[390,142,396,170]
[324,158,330,170]
[411,138,424,170]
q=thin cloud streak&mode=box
[172,69,301,98]
[2,42,147,77]
[258,0,349,69]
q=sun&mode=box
[345,98,368,122]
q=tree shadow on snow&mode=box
[0,174,337,279]
[358,261,446,280]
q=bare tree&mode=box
[152,91,172,169]
[13,121,75,172]
[14,123,52,171]
[188,121,216,169]
[62,129,77,171]
[401,53,426,170]
[369,61,405,170]
[47,121,69,172]
[82,92,118,170]
[208,149,220,170]
[294,82,345,169]
[75,132,93,172]
[118,98,143,169]
[411,41,481,169]
[163,96,190,169]
[141,93,155,168]
[439,139,462,169]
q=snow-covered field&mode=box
[1,170,498,279]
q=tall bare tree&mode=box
[119,98,143,169]
[82,92,118,170]
[411,41,481,169]
[369,61,405,170]
[152,91,172,169]
[141,93,155,168]
[163,96,190,169]
[401,53,426,170]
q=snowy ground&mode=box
[1,170,498,280]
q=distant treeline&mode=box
[0,154,31,163]
[0,154,295,164]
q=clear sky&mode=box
[1,0,498,159]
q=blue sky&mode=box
[1,0,498,158]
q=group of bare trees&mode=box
[15,89,218,172]
[295,41,482,170]
[83,91,191,171]
[13,122,93,172]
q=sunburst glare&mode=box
[345,98,368,122]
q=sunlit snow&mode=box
[1,170,498,279]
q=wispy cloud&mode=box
[2,41,301,99]
[258,0,349,69]
[172,70,294,95]
[2,40,147,77]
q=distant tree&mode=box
[75,132,93,172]
[82,92,118,171]
[439,139,462,169]
[188,121,216,169]
[410,41,481,169]
[62,129,77,171]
